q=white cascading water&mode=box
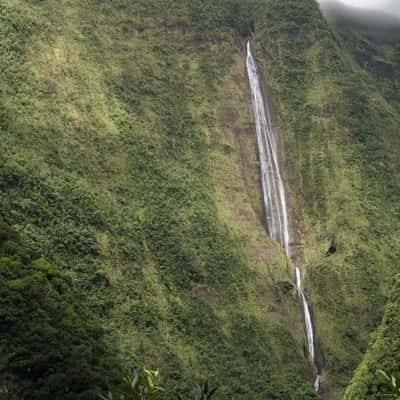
[245,48,290,256]
[246,41,320,392]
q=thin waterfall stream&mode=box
[246,41,320,392]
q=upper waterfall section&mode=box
[246,42,291,258]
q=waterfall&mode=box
[246,41,320,391]
[245,44,290,257]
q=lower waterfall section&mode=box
[296,267,321,391]
[246,41,320,391]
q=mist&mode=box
[385,1,400,18]
[317,0,400,39]
[319,0,400,16]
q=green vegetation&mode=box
[344,278,400,400]
[0,221,120,399]
[377,370,400,400]
[0,0,399,399]
[100,369,164,400]
[177,379,219,400]
[99,369,219,400]
[0,0,315,399]
[250,0,400,396]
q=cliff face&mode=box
[0,1,312,399]
[0,0,399,399]
[251,1,400,397]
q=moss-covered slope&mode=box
[1,0,400,399]
[249,0,400,397]
[0,0,316,399]
[344,276,400,400]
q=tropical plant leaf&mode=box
[207,386,219,399]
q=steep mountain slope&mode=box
[344,277,400,400]
[0,0,314,399]
[331,24,400,400]
[250,0,400,397]
[0,220,120,399]
[1,0,399,399]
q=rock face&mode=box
[325,237,336,256]
[247,40,320,389]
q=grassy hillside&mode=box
[250,0,400,397]
[332,25,400,400]
[0,0,316,399]
[1,0,400,399]
[344,276,400,400]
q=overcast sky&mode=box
[340,0,386,8]
[318,0,400,16]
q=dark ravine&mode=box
[246,41,321,391]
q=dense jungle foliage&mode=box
[344,278,400,400]
[0,221,120,399]
[0,0,399,399]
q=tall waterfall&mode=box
[246,41,320,391]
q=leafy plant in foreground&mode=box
[177,379,219,400]
[377,371,400,400]
[99,369,164,400]
[100,371,219,400]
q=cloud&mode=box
[317,0,400,39]
[339,0,386,9]
[385,1,400,17]
[319,0,399,14]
